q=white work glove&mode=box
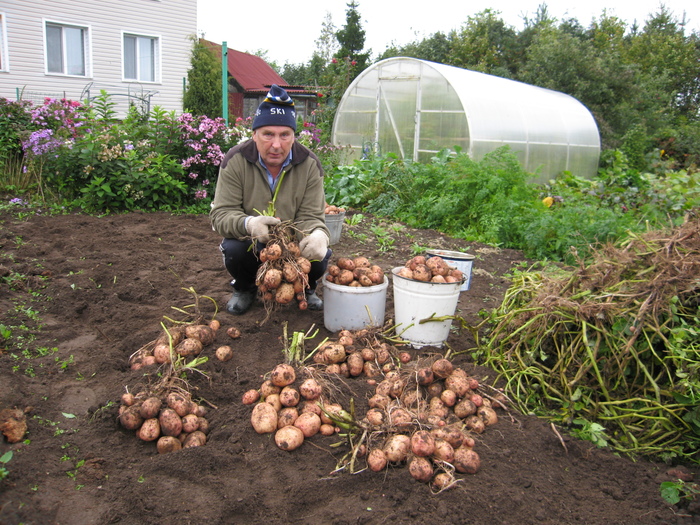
[299,229,329,261]
[245,215,280,243]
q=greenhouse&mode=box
[331,57,601,183]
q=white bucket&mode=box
[325,212,346,245]
[322,274,389,332]
[391,267,462,348]
[426,249,475,291]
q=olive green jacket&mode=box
[210,139,330,241]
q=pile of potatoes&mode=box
[394,255,464,284]
[129,320,224,370]
[118,389,210,453]
[324,204,345,215]
[325,256,385,287]
[242,328,508,489]
[257,237,313,310]
[361,356,507,487]
[311,329,407,377]
[242,363,346,451]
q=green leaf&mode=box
[62,412,77,419]
[659,482,681,505]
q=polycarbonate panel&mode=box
[418,112,468,153]
[378,78,418,158]
[332,57,601,180]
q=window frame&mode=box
[0,13,8,72]
[121,31,161,83]
[43,19,91,77]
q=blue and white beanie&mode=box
[252,84,296,131]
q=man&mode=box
[210,85,331,315]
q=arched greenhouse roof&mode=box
[331,57,601,183]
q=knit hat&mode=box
[252,85,297,131]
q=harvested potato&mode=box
[137,418,161,442]
[274,425,304,451]
[251,402,278,434]
[167,392,193,417]
[119,406,143,431]
[184,324,215,345]
[215,345,234,362]
[181,413,199,433]
[183,430,207,448]
[270,363,296,387]
[157,435,182,454]
[242,389,261,405]
[293,412,321,438]
[175,337,203,357]
[158,408,183,437]
[139,396,162,420]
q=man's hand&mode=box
[299,229,329,261]
[245,216,280,243]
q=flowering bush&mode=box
[177,113,247,206]
[29,98,87,140]
[2,93,349,212]
[0,98,35,163]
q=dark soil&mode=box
[0,209,697,525]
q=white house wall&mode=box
[0,0,196,116]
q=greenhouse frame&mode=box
[331,57,601,183]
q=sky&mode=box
[196,1,700,66]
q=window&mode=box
[45,22,88,76]
[123,33,159,82]
[0,13,8,72]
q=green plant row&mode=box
[324,147,700,263]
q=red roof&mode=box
[201,39,287,94]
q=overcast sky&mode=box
[197,1,699,66]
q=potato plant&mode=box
[255,224,313,315]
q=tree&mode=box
[450,9,519,77]
[378,31,454,64]
[182,37,222,118]
[315,12,339,64]
[335,1,370,71]
[624,7,700,117]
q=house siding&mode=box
[0,0,195,116]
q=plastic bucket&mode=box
[322,274,389,332]
[325,212,346,245]
[426,249,475,291]
[391,267,462,348]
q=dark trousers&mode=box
[219,238,331,292]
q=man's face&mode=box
[253,126,294,171]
